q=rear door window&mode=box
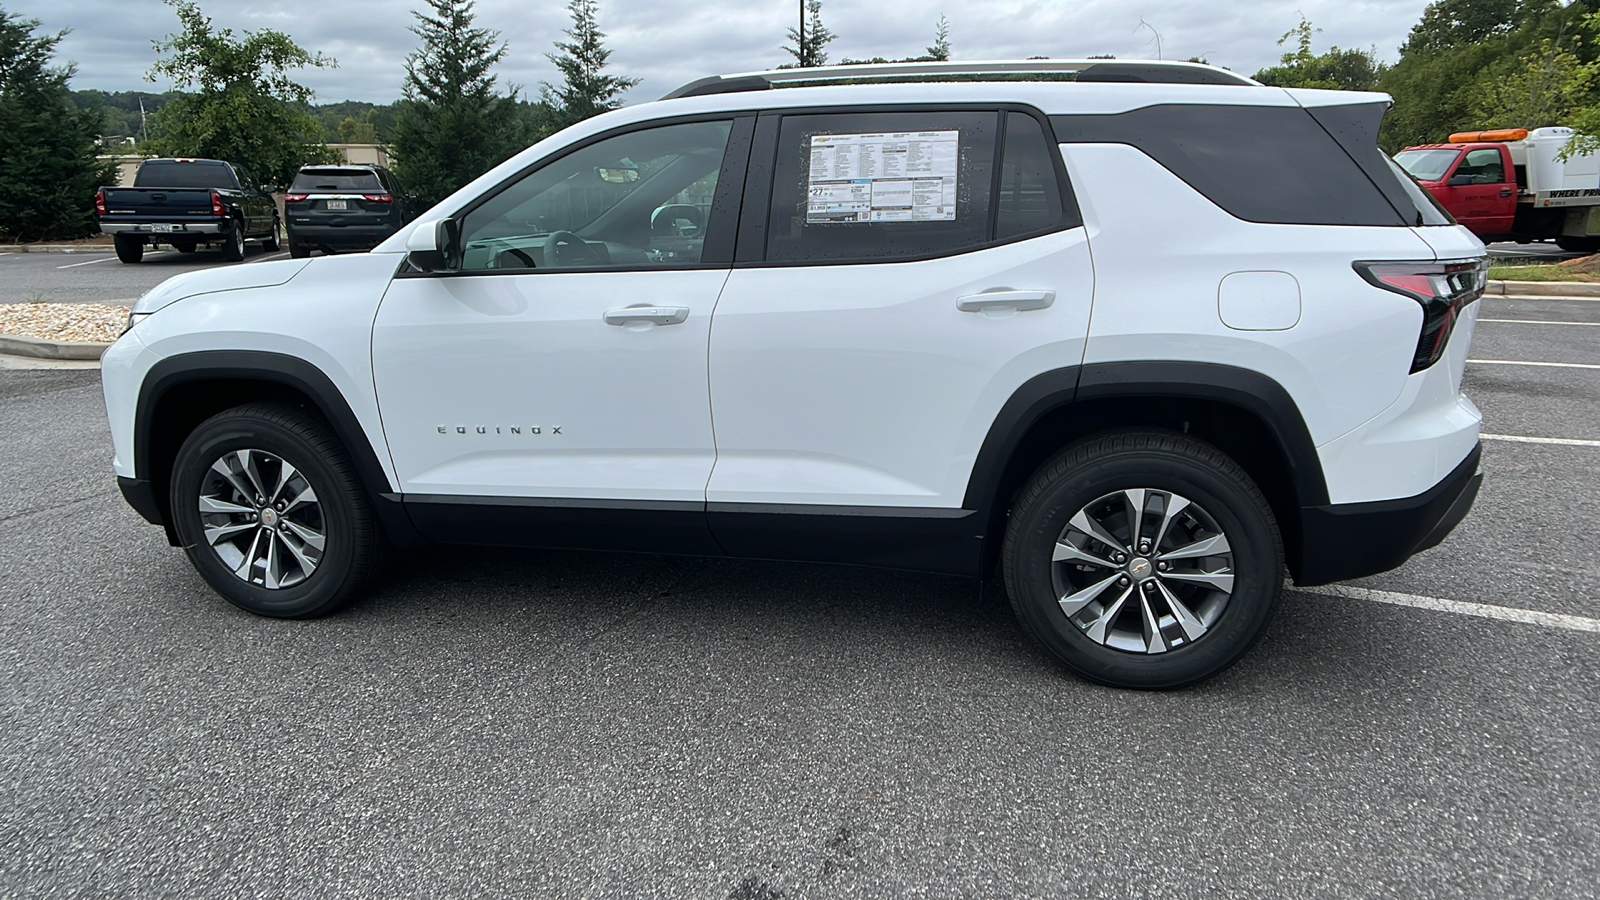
[291,170,384,193]
[765,111,999,263]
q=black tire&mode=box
[289,243,310,259]
[1002,431,1282,689]
[220,218,246,261]
[172,240,197,254]
[113,234,144,264]
[1556,237,1600,253]
[169,402,384,618]
[261,215,281,251]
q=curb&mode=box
[0,333,109,360]
[0,245,115,254]
[1488,279,1600,297]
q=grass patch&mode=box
[1487,264,1600,283]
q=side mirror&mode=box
[1447,174,1473,187]
[405,218,463,273]
[260,184,280,194]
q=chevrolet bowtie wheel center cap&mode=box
[1128,557,1153,580]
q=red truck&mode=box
[1394,126,1600,252]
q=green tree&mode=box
[336,109,380,143]
[1252,18,1386,90]
[783,0,836,68]
[1377,0,1591,149]
[0,9,115,241]
[927,16,951,61]
[1472,38,1591,130]
[541,0,639,132]
[144,0,337,185]
[390,0,528,207]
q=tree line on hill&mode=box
[8,0,1600,241]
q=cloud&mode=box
[11,0,1431,104]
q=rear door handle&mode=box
[957,289,1056,313]
[604,305,689,326]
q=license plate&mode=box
[151,224,174,233]
[325,199,347,210]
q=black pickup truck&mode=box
[95,158,282,263]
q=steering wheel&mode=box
[543,230,603,267]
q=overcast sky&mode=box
[11,0,1433,105]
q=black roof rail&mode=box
[661,59,1259,100]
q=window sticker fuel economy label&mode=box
[806,131,959,223]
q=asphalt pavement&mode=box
[0,245,289,306]
[1,295,1597,898]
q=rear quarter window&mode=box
[1050,104,1410,227]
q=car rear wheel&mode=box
[113,234,143,264]
[169,402,384,618]
[220,219,246,261]
[1002,431,1282,689]
[261,215,282,251]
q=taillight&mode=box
[94,189,106,216]
[284,193,308,202]
[210,191,224,216]
[1354,258,1488,372]
[362,193,393,203]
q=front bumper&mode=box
[1295,443,1482,586]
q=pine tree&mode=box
[783,0,836,68]
[926,16,952,62]
[542,0,640,132]
[0,9,115,241]
[391,0,528,206]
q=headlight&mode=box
[123,311,151,335]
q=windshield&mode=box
[291,169,383,192]
[1393,149,1460,182]
[134,161,238,189]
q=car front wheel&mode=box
[1003,431,1282,689]
[169,402,384,618]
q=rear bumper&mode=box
[287,223,397,248]
[100,220,228,236]
[1294,443,1482,586]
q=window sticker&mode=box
[806,131,959,223]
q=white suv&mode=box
[102,60,1486,688]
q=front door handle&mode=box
[957,289,1056,313]
[603,305,689,326]
[1499,187,1513,197]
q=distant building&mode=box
[96,144,391,187]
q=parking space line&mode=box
[1300,584,1600,634]
[1487,294,1600,302]
[1482,433,1600,447]
[1479,318,1600,326]
[55,256,114,269]
[1468,359,1600,369]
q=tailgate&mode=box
[101,188,215,218]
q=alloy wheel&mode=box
[197,448,325,589]
[1050,488,1235,654]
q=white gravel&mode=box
[0,303,124,343]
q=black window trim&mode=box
[733,102,1083,269]
[394,112,757,280]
